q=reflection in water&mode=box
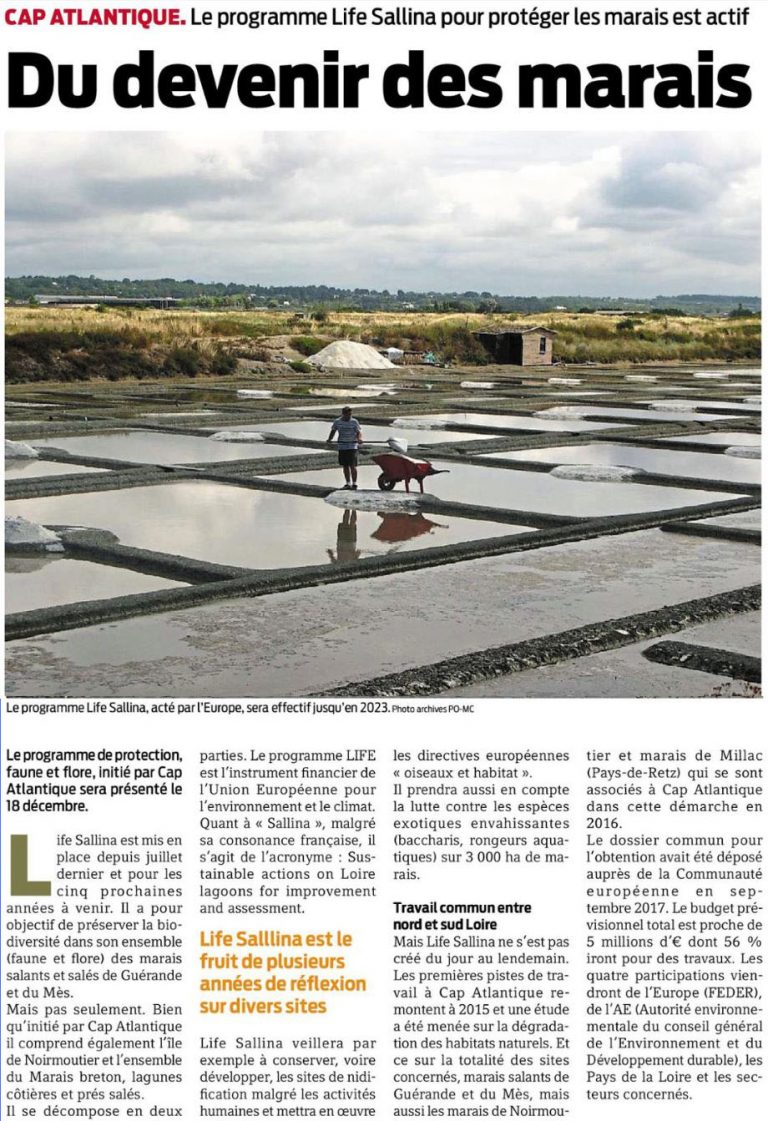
[370,512,447,546]
[8,481,526,569]
[5,555,183,613]
[6,554,54,574]
[5,458,106,479]
[326,510,450,562]
[327,510,362,564]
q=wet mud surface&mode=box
[322,587,760,697]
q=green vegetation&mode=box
[4,305,760,384]
[347,312,760,366]
[364,323,490,365]
[545,314,761,364]
[5,326,236,384]
[291,336,325,357]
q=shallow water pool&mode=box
[500,443,761,484]
[228,420,491,445]
[270,460,738,518]
[7,482,522,569]
[661,431,760,448]
[5,459,109,480]
[394,411,628,433]
[285,403,383,412]
[641,398,761,414]
[31,430,321,466]
[577,405,733,423]
[6,556,185,614]
[693,509,761,531]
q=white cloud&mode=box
[4,131,760,294]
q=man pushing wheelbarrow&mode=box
[373,438,449,494]
[327,410,447,495]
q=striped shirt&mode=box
[330,417,362,449]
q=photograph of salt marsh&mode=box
[4,130,761,697]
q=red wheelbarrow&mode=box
[372,452,448,493]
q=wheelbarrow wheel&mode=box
[378,474,397,491]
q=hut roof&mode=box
[474,325,557,336]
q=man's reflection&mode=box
[327,509,361,563]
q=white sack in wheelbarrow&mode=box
[387,436,409,454]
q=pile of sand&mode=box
[725,446,760,459]
[308,341,395,370]
[324,490,427,511]
[550,464,643,481]
[392,417,445,430]
[534,406,587,419]
[209,431,265,443]
[6,515,64,552]
[5,439,39,459]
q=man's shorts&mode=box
[338,449,358,467]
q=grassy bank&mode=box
[5,306,760,383]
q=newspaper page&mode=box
[2,3,764,1121]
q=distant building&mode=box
[33,295,178,308]
[473,325,556,365]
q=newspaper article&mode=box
[2,2,764,1120]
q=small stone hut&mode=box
[473,325,556,365]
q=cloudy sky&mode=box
[4,131,760,295]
